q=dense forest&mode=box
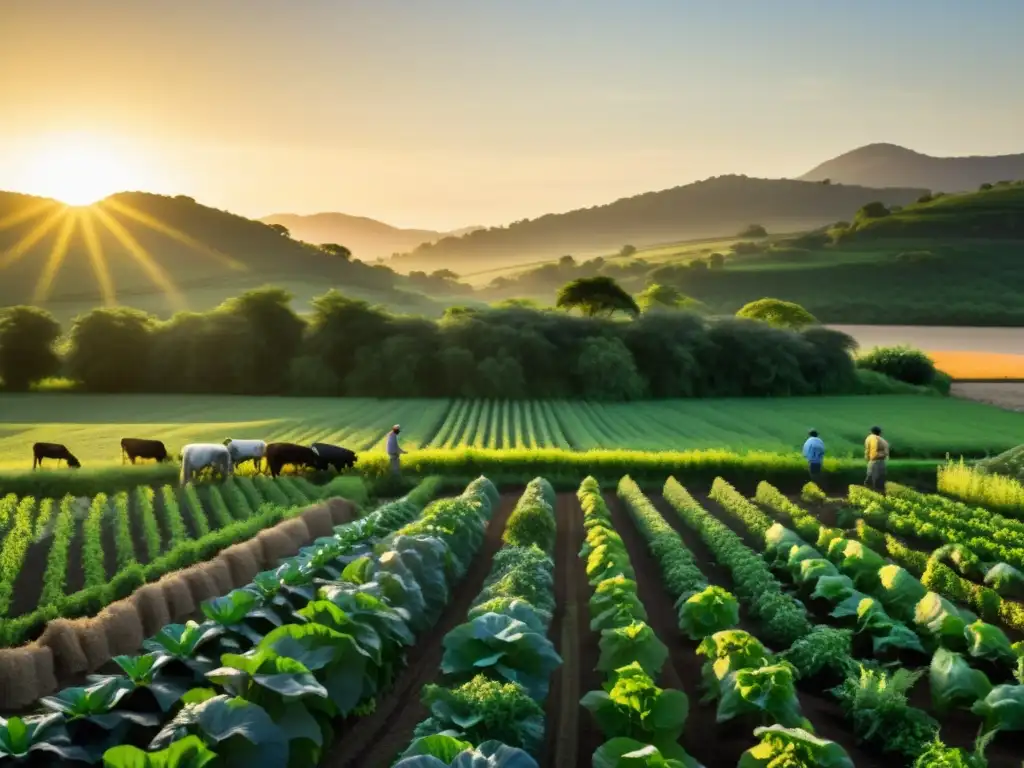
[1,287,872,400]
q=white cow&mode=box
[222,438,267,473]
[180,443,233,485]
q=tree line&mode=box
[0,285,869,400]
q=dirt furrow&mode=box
[323,493,518,767]
[542,493,601,768]
[604,493,752,768]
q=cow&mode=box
[310,442,358,473]
[32,442,81,470]
[121,438,170,464]
[180,443,233,485]
[222,439,267,473]
[264,442,324,479]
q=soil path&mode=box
[541,493,602,768]
[322,493,517,768]
[604,493,755,768]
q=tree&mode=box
[267,223,290,237]
[619,245,637,258]
[555,276,639,318]
[739,223,767,238]
[637,283,685,312]
[67,307,155,391]
[0,306,62,391]
[558,255,577,270]
[855,201,890,220]
[736,298,817,329]
[321,243,352,260]
[708,252,725,269]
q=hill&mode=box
[0,191,449,321]
[800,143,1024,192]
[259,212,481,260]
[390,175,926,272]
[844,180,1024,240]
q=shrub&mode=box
[856,345,938,387]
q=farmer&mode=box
[385,424,406,476]
[802,430,825,479]
[864,425,890,493]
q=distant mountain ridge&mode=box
[259,211,480,260]
[390,175,926,271]
[800,143,1024,192]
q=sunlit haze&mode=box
[2,0,1023,229]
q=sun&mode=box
[23,132,137,206]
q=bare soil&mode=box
[952,382,1024,412]
[541,493,601,768]
[322,493,518,767]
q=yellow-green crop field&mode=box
[1,392,1022,469]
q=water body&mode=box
[829,325,1023,354]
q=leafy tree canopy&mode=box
[736,298,818,329]
[556,276,640,318]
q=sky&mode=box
[2,0,1023,230]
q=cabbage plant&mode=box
[676,586,739,641]
[737,725,854,768]
[580,662,688,751]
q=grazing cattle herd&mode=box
[29,436,358,483]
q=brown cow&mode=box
[32,442,81,469]
[121,438,170,464]
[264,442,324,478]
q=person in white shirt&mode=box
[385,424,406,476]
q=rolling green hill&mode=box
[480,185,1024,326]
[389,175,926,272]
[0,191,449,321]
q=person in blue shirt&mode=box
[802,429,825,479]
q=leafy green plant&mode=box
[964,620,1017,666]
[676,585,738,640]
[930,648,993,714]
[717,662,806,727]
[502,479,556,554]
[696,629,770,700]
[0,714,89,763]
[133,486,163,561]
[201,589,283,645]
[591,737,694,768]
[38,494,77,606]
[590,576,646,632]
[103,734,219,767]
[469,597,550,634]
[144,621,224,674]
[88,653,189,712]
[780,626,854,682]
[738,725,854,768]
[394,737,541,767]
[597,621,668,680]
[580,662,688,751]
[915,592,969,650]
[441,613,562,701]
[970,684,1024,733]
[831,665,938,760]
[82,493,109,589]
[148,692,288,768]
[413,675,545,754]
[912,733,995,767]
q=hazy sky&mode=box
[2,0,1023,229]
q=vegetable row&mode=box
[0,477,318,647]
[0,476,510,765]
[616,476,857,767]
[749,480,1024,761]
[393,477,562,767]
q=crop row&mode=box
[839,483,1024,633]
[0,475,325,647]
[390,477,562,765]
[0,476,477,765]
[938,458,1024,520]
[614,476,865,766]
[731,480,1024,761]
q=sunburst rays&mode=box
[0,195,248,311]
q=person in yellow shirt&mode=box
[864,425,890,492]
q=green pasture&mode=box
[1,392,1021,470]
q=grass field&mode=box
[2,393,1024,469]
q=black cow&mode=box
[264,442,323,478]
[121,438,170,464]
[32,442,81,470]
[310,442,358,473]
